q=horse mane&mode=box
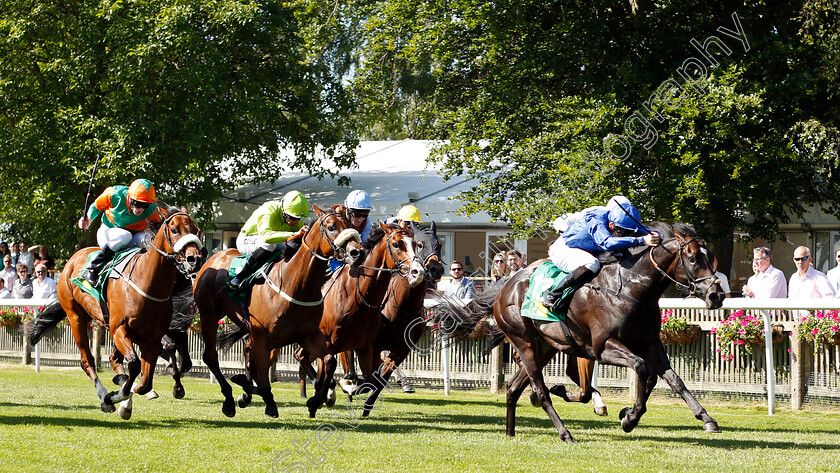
[363,222,399,250]
[645,221,699,240]
[145,202,181,235]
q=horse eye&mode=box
[417,242,424,250]
[327,224,335,232]
[170,225,180,235]
[392,241,400,249]
[688,256,697,265]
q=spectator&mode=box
[788,246,834,299]
[490,252,509,285]
[1,255,17,291]
[0,278,11,299]
[12,263,33,299]
[826,248,840,292]
[741,247,787,298]
[0,241,9,258]
[714,271,732,298]
[439,260,476,300]
[17,241,35,275]
[33,245,55,271]
[507,249,526,275]
[9,240,20,266]
[32,263,58,301]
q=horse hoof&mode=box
[548,385,567,397]
[265,405,279,418]
[237,394,251,409]
[222,400,236,418]
[593,406,608,417]
[306,396,321,418]
[118,406,132,420]
[112,374,129,386]
[529,392,540,407]
[173,386,185,399]
[704,421,722,433]
[101,402,116,413]
[618,406,631,421]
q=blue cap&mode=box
[608,202,642,233]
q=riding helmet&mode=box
[396,205,422,223]
[281,190,309,219]
[344,189,373,211]
[128,179,156,203]
[607,202,642,233]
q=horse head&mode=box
[652,223,725,310]
[377,221,425,287]
[410,220,444,282]
[152,205,204,275]
[310,204,365,267]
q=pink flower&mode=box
[812,328,820,335]
[738,328,745,335]
[787,349,792,353]
[831,326,839,333]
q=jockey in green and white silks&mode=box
[227,190,310,291]
[77,178,161,285]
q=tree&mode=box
[0,0,358,259]
[349,0,840,273]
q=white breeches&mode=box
[236,233,279,256]
[97,225,146,252]
[548,237,601,273]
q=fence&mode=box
[1,298,839,410]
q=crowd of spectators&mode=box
[0,241,59,301]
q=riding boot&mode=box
[228,247,274,291]
[542,266,597,314]
[83,247,116,286]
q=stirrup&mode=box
[83,269,99,287]
[226,279,242,292]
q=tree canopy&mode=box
[0,0,358,257]
[349,0,840,271]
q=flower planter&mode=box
[659,325,700,344]
[1,318,22,327]
[746,325,785,345]
[811,332,840,346]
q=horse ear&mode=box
[379,220,391,232]
[429,220,436,234]
[180,206,187,213]
[313,204,323,216]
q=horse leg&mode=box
[337,351,359,395]
[597,338,657,433]
[643,341,721,433]
[200,316,237,417]
[294,346,318,400]
[67,310,115,413]
[505,367,531,437]
[549,356,607,416]
[358,346,394,417]
[245,328,279,418]
[231,336,256,409]
[299,333,335,418]
[106,326,140,415]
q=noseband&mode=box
[303,209,359,261]
[150,211,203,268]
[649,236,717,298]
[360,229,419,277]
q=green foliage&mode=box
[660,309,689,332]
[713,310,765,361]
[797,309,840,352]
[0,0,358,258]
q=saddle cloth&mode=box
[70,247,143,302]
[520,261,581,323]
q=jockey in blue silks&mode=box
[543,196,661,314]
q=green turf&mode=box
[1,365,839,472]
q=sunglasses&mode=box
[450,267,463,271]
[130,200,151,210]
[493,260,505,264]
[794,256,809,262]
[35,270,45,274]
[349,211,369,219]
[18,270,27,274]
[615,227,635,237]
[284,213,301,222]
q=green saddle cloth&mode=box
[520,261,581,322]
[227,251,284,303]
[70,247,143,302]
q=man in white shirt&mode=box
[826,248,840,292]
[741,247,787,298]
[788,246,835,299]
[438,260,476,300]
[17,241,35,275]
[0,278,11,299]
[31,263,58,301]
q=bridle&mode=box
[301,209,358,262]
[355,229,420,308]
[149,211,203,269]
[648,236,717,298]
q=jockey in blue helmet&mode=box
[543,196,661,314]
[343,189,374,244]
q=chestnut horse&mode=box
[295,222,426,415]
[330,221,444,414]
[28,206,204,419]
[193,205,365,418]
[431,222,724,441]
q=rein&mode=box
[355,229,417,308]
[648,236,717,297]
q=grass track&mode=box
[1,365,839,472]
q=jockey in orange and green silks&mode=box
[77,178,162,285]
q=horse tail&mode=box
[27,301,67,346]
[428,284,503,342]
[217,325,249,351]
[169,283,196,333]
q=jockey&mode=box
[77,178,162,286]
[542,197,661,314]
[329,190,374,272]
[227,190,310,291]
[385,204,422,226]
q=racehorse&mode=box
[158,273,198,399]
[431,222,725,441]
[295,221,426,416]
[328,221,444,414]
[193,204,365,418]
[28,205,204,419]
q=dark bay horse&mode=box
[28,206,204,419]
[331,221,444,414]
[432,222,725,441]
[193,205,365,418]
[296,221,426,416]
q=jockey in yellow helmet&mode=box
[77,178,162,285]
[227,190,310,291]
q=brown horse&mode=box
[332,221,444,413]
[296,221,426,415]
[431,222,724,441]
[193,204,365,418]
[28,206,204,419]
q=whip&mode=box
[81,153,102,219]
[610,196,652,235]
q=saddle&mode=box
[70,247,144,321]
